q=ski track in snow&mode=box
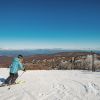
[0,68,100,100]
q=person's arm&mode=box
[18,62,25,71]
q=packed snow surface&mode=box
[0,68,100,100]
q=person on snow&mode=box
[5,55,26,85]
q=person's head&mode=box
[18,54,23,62]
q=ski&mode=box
[0,80,25,87]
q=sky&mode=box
[0,0,100,49]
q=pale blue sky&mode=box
[0,0,100,49]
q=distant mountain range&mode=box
[0,49,100,56]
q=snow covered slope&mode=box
[0,68,100,100]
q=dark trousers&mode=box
[5,73,18,84]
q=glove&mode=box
[23,68,26,71]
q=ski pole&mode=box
[18,71,25,79]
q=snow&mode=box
[0,68,100,100]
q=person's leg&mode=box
[5,73,13,84]
[11,73,18,84]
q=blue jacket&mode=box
[10,58,24,74]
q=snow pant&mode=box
[5,73,18,84]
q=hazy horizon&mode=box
[0,47,100,51]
